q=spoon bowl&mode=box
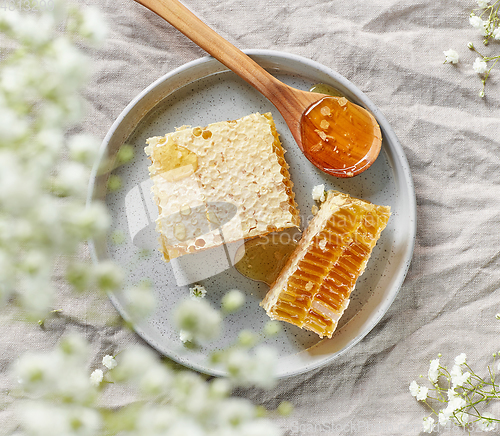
[134,0,382,177]
[301,96,382,177]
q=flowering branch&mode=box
[443,0,500,97]
[469,42,500,96]
[410,353,500,433]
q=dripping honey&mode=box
[234,229,299,285]
[309,83,345,98]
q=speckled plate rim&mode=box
[87,49,416,378]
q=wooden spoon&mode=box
[134,0,382,178]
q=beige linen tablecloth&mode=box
[2,0,500,435]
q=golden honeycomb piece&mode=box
[261,190,391,338]
[145,112,300,261]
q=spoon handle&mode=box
[135,0,287,102]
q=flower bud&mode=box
[221,289,245,313]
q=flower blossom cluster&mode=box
[0,1,123,318]
[1,3,286,436]
[443,0,500,97]
[410,352,500,433]
[174,288,281,389]
[11,334,284,436]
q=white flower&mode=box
[450,364,470,388]
[40,99,80,127]
[438,411,450,426]
[189,284,207,299]
[493,28,500,40]
[444,395,466,416]
[0,250,14,302]
[114,345,159,381]
[59,334,89,361]
[263,320,281,336]
[139,365,172,395]
[180,329,193,343]
[443,49,459,64]
[89,369,103,387]
[36,129,64,158]
[68,134,100,166]
[238,330,258,347]
[250,346,278,389]
[224,346,277,389]
[456,373,471,388]
[10,12,55,46]
[216,397,255,427]
[15,352,62,392]
[16,401,69,436]
[136,405,176,434]
[122,284,157,321]
[0,106,29,143]
[53,161,89,197]
[79,6,108,44]
[14,337,96,403]
[226,349,250,378]
[17,402,102,436]
[55,367,94,403]
[209,378,232,399]
[50,37,90,86]
[221,289,245,313]
[459,371,472,386]
[65,406,102,436]
[174,299,222,343]
[171,372,211,415]
[66,201,111,240]
[162,417,205,436]
[477,0,489,7]
[18,277,55,318]
[477,413,497,432]
[455,353,467,365]
[92,260,123,292]
[428,358,440,383]
[469,15,488,35]
[422,416,435,433]
[469,15,484,28]
[312,184,326,202]
[409,380,420,397]
[102,355,117,370]
[416,386,429,401]
[0,8,22,30]
[473,57,488,74]
[21,250,51,276]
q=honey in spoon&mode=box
[300,85,382,178]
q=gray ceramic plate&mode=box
[88,50,416,378]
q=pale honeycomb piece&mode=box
[260,190,391,339]
[145,112,300,261]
